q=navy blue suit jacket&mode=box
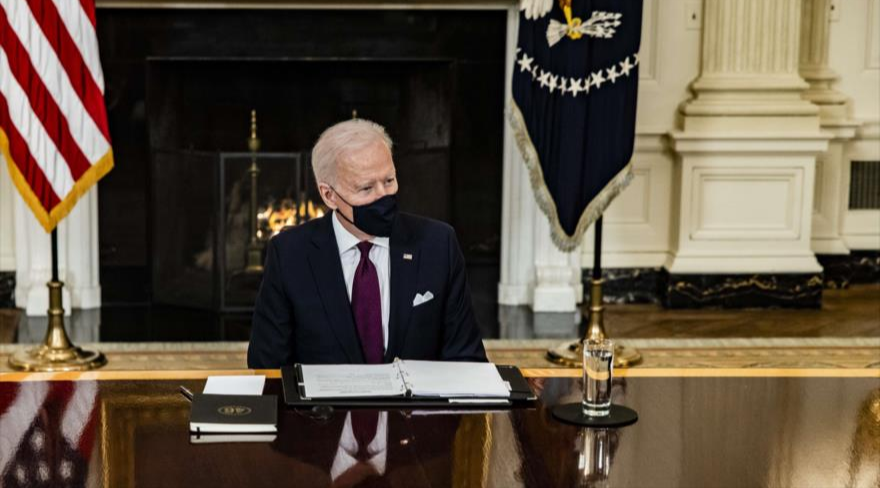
[247,212,487,368]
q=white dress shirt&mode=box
[332,210,391,351]
[329,411,389,481]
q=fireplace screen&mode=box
[152,150,326,312]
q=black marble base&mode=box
[581,268,662,305]
[0,271,13,309]
[660,272,823,309]
[817,251,880,289]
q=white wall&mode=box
[581,0,880,268]
[829,0,880,250]
[582,0,701,268]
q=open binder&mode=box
[281,361,537,408]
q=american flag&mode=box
[0,381,100,487]
[0,0,113,232]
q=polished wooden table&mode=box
[0,369,877,488]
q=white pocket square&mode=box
[412,291,434,307]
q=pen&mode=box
[179,386,194,403]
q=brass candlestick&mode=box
[9,231,106,371]
[245,109,264,273]
[546,217,641,368]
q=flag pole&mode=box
[546,217,641,368]
[8,229,106,371]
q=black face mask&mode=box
[332,188,398,237]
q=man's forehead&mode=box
[337,145,394,180]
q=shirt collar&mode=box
[331,210,389,255]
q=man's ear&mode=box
[317,182,337,210]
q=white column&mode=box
[14,189,102,316]
[668,0,829,274]
[0,167,15,271]
[532,212,582,312]
[800,0,860,254]
[499,7,537,307]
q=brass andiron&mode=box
[245,109,264,273]
[546,217,641,368]
[9,231,106,371]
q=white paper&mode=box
[300,364,407,398]
[400,361,510,398]
[203,375,266,396]
[190,433,277,444]
[190,422,277,434]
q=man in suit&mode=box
[247,118,487,368]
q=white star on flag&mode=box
[619,56,633,76]
[606,66,620,83]
[538,70,551,88]
[558,77,569,95]
[590,71,606,89]
[517,53,534,73]
[568,78,584,96]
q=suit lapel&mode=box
[386,216,420,361]
[307,213,364,364]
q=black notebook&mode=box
[189,393,278,434]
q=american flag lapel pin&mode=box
[403,253,413,261]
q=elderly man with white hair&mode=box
[247,119,487,368]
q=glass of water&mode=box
[582,339,614,417]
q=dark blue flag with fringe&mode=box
[510,0,643,250]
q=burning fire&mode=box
[257,198,326,238]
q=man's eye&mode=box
[385,178,395,184]
[360,187,372,193]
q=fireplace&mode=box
[96,8,507,338]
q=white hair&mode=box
[311,118,393,185]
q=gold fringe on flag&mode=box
[1,128,114,233]
[507,99,633,252]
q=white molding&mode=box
[669,132,832,154]
[13,189,102,315]
[664,255,823,274]
[0,165,15,271]
[638,0,660,83]
[690,169,803,241]
[843,233,880,250]
[601,251,670,269]
[866,0,880,70]
[810,123,860,255]
[812,238,851,254]
[668,132,827,274]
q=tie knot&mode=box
[356,241,373,256]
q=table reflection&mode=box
[0,376,877,487]
[575,428,618,488]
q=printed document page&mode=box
[401,361,510,398]
[300,363,407,398]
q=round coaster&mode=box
[551,403,639,427]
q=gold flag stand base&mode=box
[8,280,106,372]
[546,277,642,369]
[546,340,642,368]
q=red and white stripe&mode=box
[0,381,100,481]
[0,0,112,232]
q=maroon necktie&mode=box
[352,241,383,364]
[351,411,379,460]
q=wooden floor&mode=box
[604,284,879,338]
[0,284,877,344]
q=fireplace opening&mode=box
[96,9,507,340]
